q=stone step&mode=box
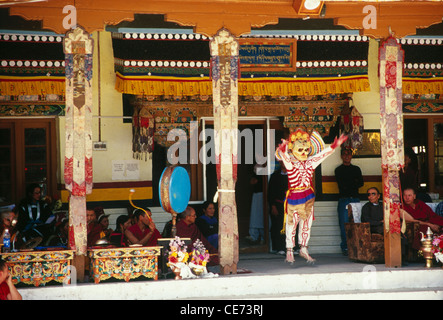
[308,235,341,244]
[311,218,340,226]
[310,226,341,235]
[19,266,443,300]
[308,201,341,253]
[308,246,342,254]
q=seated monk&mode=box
[401,188,443,250]
[87,208,104,247]
[125,208,161,246]
[176,206,219,266]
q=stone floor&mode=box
[17,252,443,300]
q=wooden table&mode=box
[0,249,75,287]
[88,246,162,284]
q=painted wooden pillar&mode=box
[210,29,239,274]
[63,27,94,279]
[379,36,404,268]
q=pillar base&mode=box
[384,231,402,268]
[220,263,237,275]
[73,254,86,283]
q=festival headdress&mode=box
[287,128,326,157]
[288,128,310,151]
[287,128,312,161]
[309,130,326,156]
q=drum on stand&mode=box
[159,166,191,236]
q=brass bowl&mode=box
[95,238,111,246]
[192,267,205,276]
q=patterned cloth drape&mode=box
[210,29,239,273]
[379,36,404,234]
[64,27,94,255]
[340,104,364,150]
[132,106,155,160]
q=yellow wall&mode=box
[60,186,152,203]
[58,31,152,202]
[320,38,382,194]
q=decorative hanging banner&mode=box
[210,29,239,274]
[132,106,155,160]
[111,32,370,98]
[64,27,94,255]
[379,36,404,234]
[340,103,364,151]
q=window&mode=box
[0,119,57,205]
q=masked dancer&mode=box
[276,129,347,263]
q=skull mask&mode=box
[288,129,311,161]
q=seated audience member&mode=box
[362,187,410,263]
[436,202,443,218]
[125,208,161,246]
[1,206,18,244]
[16,183,53,243]
[46,218,69,247]
[97,212,112,239]
[0,259,22,300]
[161,216,181,238]
[87,208,104,247]
[110,215,132,247]
[361,187,384,235]
[416,192,432,203]
[176,206,219,266]
[196,201,219,249]
[402,188,443,250]
[161,219,173,238]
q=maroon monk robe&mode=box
[176,219,219,266]
[87,221,104,247]
[127,223,161,246]
[403,199,443,249]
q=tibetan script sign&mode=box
[239,39,297,71]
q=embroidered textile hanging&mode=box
[112,32,370,98]
[340,102,364,150]
[210,29,239,274]
[130,102,199,148]
[132,106,154,160]
[64,27,94,255]
[283,98,346,137]
[379,36,404,235]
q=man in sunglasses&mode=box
[361,187,383,235]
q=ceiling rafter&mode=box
[1,0,442,38]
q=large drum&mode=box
[159,166,191,214]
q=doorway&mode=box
[404,118,428,190]
[404,116,443,196]
[202,118,285,253]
